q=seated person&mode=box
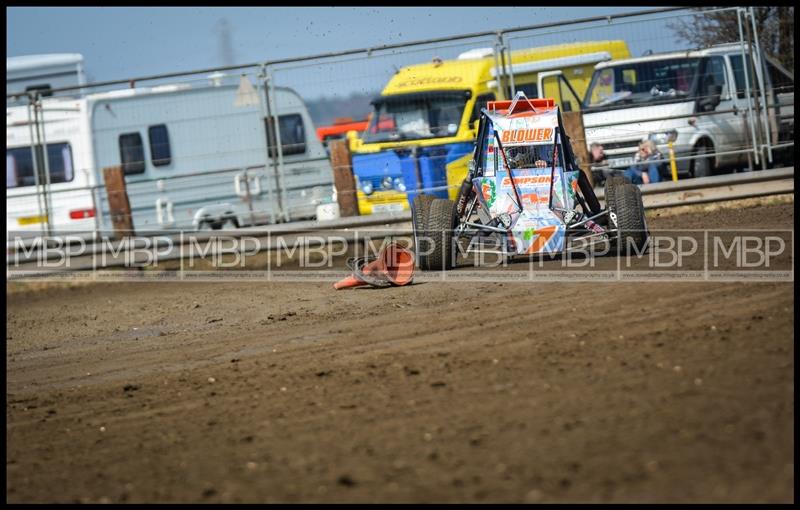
[590,142,607,167]
[589,142,614,184]
[624,140,662,185]
[507,145,551,169]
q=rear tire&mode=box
[609,183,648,254]
[418,198,457,271]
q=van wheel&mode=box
[609,183,648,254]
[691,142,713,178]
[418,198,457,271]
[412,194,436,257]
[223,215,240,229]
[199,218,225,230]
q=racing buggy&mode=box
[412,92,648,270]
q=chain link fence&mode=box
[6,6,793,245]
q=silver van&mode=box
[581,43,793,178]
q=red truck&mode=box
[316,117,370,150]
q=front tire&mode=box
[418,198,457,271]
[412,194,436,257]
[609,183,648,254]
[691,143,713,178]
[604,175,628,210]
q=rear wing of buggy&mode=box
[486,96,555,116]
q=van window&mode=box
[584,58,700,109]
[516,83,539,100]
[119,132,145,175]
[470,93,496,124]
[148,124,171,166]
[729,54,757,99]
[765,58,793,93]
[7,143,74,189]
[699,56,728,98]
[265,114,306,157]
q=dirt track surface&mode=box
[6,199,795,503]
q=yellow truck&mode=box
[348,40,630,214]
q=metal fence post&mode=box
[502,33,516,97]
[256,64,278,224]
[737,7,760,167]
[87,171,101,233]
[25,93,47,237]
[743,9,766,170]
[493,33,506,100]
[34,95,55,236]
[748,6,773,166]
[497,32,513,99]
[263,70,285,222]
[265,67,289,222]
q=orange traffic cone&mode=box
[332,259,381,290]
[333,242,415,290]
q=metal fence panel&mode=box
[502,7,773,183]
[6,6,793,244]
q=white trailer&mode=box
[7,76,336,241]
[7,53,86,105]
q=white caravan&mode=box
[7,53,87,105]
[7,78,336,240]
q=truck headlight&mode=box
[394,177,406,192]
[361,181,374,196]
[649,130,678,144]
[381,175,393,190]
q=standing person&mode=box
[624,140,662,185]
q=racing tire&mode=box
[609,183,648,255]
[603,175,628,210]
[691,143,713,178]
[418,198,457,271]
[412,194,436,259]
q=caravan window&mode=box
[148,125,172,166]
[119,132,145,175]
[6,143,74,189]
[25,85,54,97]
[265,114,306,157]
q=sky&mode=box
[7,6,682,100]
